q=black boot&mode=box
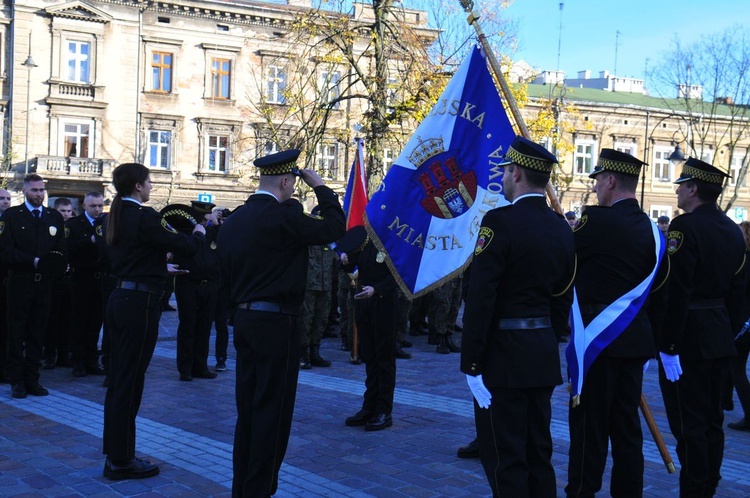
[446,333,461,353]
[300,346,312,370]
[436,335,450,354]
[310,345,331,367]
[427,332,439,345]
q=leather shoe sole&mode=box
[103,457,159,481]
[457,438,480,458]
[11,384,27,399]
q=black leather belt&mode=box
[689,299,725,310]
[117,280,164,296]
[236,301,300,316]
[498,317,551,330]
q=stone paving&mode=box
[2,302,750,497]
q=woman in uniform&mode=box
[102,163,206,480]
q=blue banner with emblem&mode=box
[365,46,515,298]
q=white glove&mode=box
[466,374,492,409]
[659,352,682,382]
[643,359,650,374]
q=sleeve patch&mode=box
[572,214,587,232]
[95,224,103,237]
[475,226,494,255]
[64,227,70,238]
[667,231,683,254]
[0,221,4,236]
[161,217,178,234]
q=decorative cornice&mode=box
[46,1,114,23]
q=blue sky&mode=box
[503,0,750,81]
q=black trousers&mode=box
[103,288,162,463]
[660,357,730,494]
[5,275,53,383]
[232,309,300,498]
[100,275,117,373]
[175,279,217,375]
[731,334,750,421]
[566,356,646,498]
[356,292,397,414]
[475,385,556,498]
[214,293,230,361]
[70,270,103,366]
[43,276,72,362]
[0,277,7,380]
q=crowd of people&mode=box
[1,138,750,497]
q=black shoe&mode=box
[86,364,106,376]
[457,438,480,458]
[179,373,193,382]
[310,345,332,367]
[395,347,412,359]
[300,346,312,370]
[728,418,750,432]
[349,355,362,365]
[11,383,27,399]
[436,336,450,354]
[103,457,159,481]
[193,370,217,379]
[42,358,56,370]
[400,339,413,348]
[445,335,462,353]
[25,382,49,396]
[72,364,87,377]
[345,408,375,427]
[215,359,227,372]
[365,413,392,431]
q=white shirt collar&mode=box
[24,201,41,213]
[122,197,141,206]
[255,189,279,202]
[512,192,545,205]
[85,212,97,225]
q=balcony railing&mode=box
[36,156,114,177]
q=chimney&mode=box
[578,70,590,79]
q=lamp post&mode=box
[641,112,691,211]
[23,49,37,176]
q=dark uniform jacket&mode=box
[460,195,575,389]
[659,203,746,359]
[107,201,204,285]
[66,214,99,272]
[217,186,345,307]
[0,204,67,271]
[172,224,221,282]
[342,241,397,296]
[573,198,667,358]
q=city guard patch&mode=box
[95,224,103,237]
[0,221,4,235]
[572,214,587,232]
[49,226,57,237]
[210,241,217,250]
[161,218,178,234]
[667,231,683,254]
[305,212,323,220]
[475,227,494,255]
[64,227,70,238]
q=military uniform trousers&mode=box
[476,384,556,498]
[355,292,397,415]
[43,275,72,363]
[214,291,231,362]
[175,278,218,376]
[70,270,104,367]
[232,308,301,498]
[566,356,647,498]
[427,278,461,336]
[660,357,731,495]
[103,287,163,463]
[300,289,331,348]
[5,273,53,383]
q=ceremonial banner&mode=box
[342,138,368,229]
[365,46,515,298]
[566,221,666,404]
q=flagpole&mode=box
[459,1,563,215]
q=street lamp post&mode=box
[641,112,690,211]
[23,48,37,176]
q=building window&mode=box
[652,147,673,182]
[208,135,229,172]
[66,41,91,83]
[63,123,90,157]
[148,130,171,169]
[266,65,287,104]
[383,148,395,174]
[264,141,279,156]
[316,143,338,179]
[573,139,595,175]
[386,75,398,113]
[614,142,637,157]
[650,204,672,221]
[730,152,747,187]
[320,70,340,109]
[151,52,173,93]
[211,58,231,99]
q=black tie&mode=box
[33,209,40,219]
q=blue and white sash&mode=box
[566,220,665,406]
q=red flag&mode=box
[343,138,368,229]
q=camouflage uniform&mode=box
[300,243,335,367]
[427,275,462,354]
